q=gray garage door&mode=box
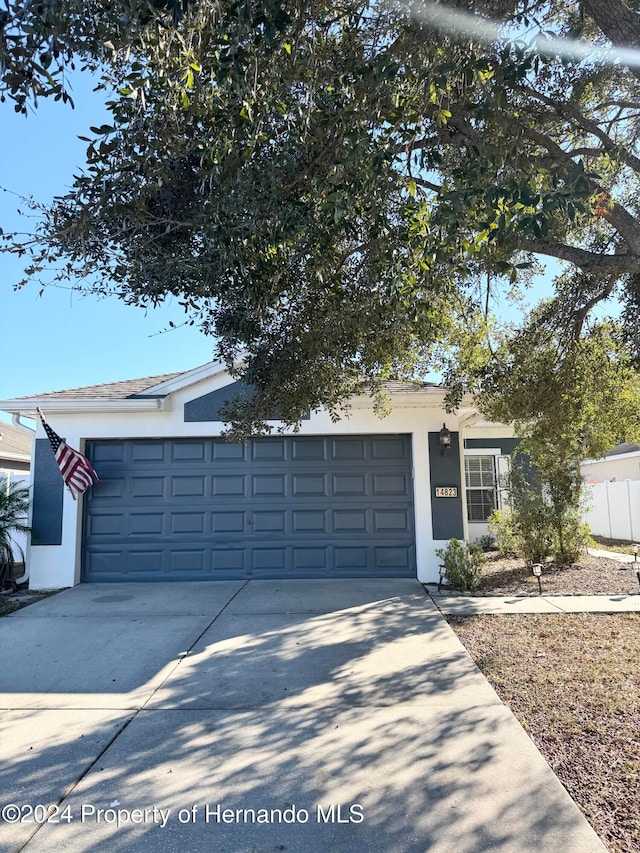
[82,435,416,582]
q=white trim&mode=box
[0,398,167,417]
[463,447,502,456]
[139,360,230,395]
[0,451,30,463]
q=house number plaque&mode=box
[435,487,458,498]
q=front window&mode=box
[465,456,497,522]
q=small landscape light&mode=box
[633,544,639,567]
[439,423,451,456]
[438,564,447,592]
[531,563,543,595]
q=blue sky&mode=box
[0,66,561,426]
[0,72,214,422]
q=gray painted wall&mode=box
[184,381,310,422]
[31,438,64,546]
[428,431,464,540]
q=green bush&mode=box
[436,539,486,592]
[488,510,518,557]
[475,534,497,552]
[0,477,30,590]
[552,510,590,564]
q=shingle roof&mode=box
[606,442,640,457]
[0,423,31,458]
[381,380,441,392]
[15,372,185,401]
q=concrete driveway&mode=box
[0,580,604,852]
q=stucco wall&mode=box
[25,375,514,588]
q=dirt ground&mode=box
[443,551,640,852]
[451,551,640,596]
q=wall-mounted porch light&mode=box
[439,423,451,456]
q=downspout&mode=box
[10,415,36,586]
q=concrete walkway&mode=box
[0,580,605,852]
[430,592,640,615]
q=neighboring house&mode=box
[0,421,32,569]
[580,443,640,483]
[0,362,516,589]
[0,421,32,475]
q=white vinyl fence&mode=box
[585,480,640,542]
[2,472,30,562]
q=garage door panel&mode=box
[333,474,366,496]
[372,437,407,459]
[252,439,286,461]
[171,441,206,462]
[131,442,166,463]
[292,510,326,532]
[211,550,245,573]
[171,513,206,534]
[212,442,245,461]
[292,438,327,461]
[82,436,415,581]
[292,474,326,496]
[373,473,409,495]
[252,548,287,572]
[332,438,366,460]
[172,476,206,497]
[213,476,246,496]
[292,548,327,570]
[170,550,205,573]
[131,477,165,499]
[212,512,245,533]
[129,513,165,536]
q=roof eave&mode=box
[0,451,31,462]
[582,449,640,464]
[138,359,232,396]
[0,398,168,418]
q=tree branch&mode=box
[581,0,640,82]
[516,239,639,275]
[519,83,640,175]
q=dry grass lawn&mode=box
[449,612,640,853]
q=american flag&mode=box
[38,410,100,500]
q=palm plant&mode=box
[0,476,30,591]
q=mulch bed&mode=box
[443,549,640,852]
[438,551,640,596]
[449,612,640,853]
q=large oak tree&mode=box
[2,0,640,444]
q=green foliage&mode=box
[493,451,589,566]
[505,461,554,564]
[553,512,590,565]
[475,534,497,552]
[2,2,640,438]
[436,539,486,592]
[0,477,30,589]
[488,510,518,558]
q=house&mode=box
[0,421,32,475]
[580,443,640,484]
[0,362,517,589]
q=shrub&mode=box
[0,477,30,590]
[552,510,590,564]
[475,534,497,552]
[436,538,486,592]
[488,510,518,557]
